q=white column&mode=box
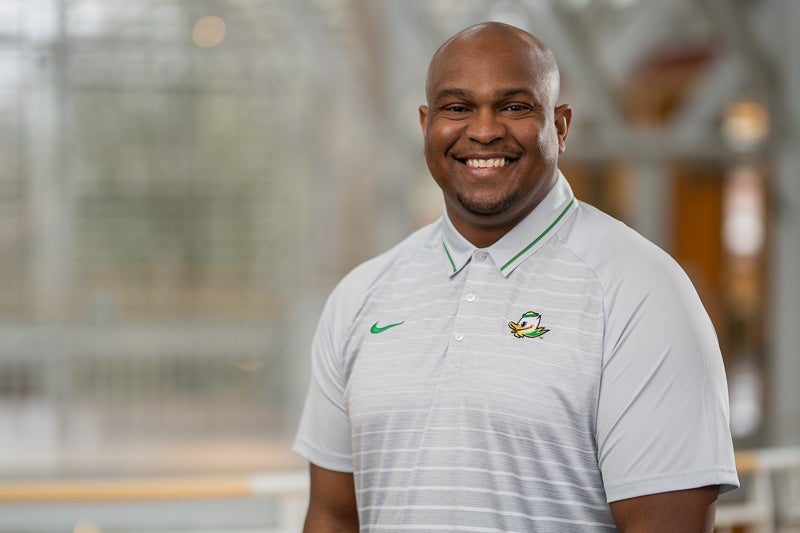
[631,161,671,250]
[769,0,800,445]
[24,0,72,320]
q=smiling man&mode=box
[294,22,738,532]
[419,24,568,248]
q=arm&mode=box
[595,236,738,504]
[303,463,359,533]
[609,485,719,533]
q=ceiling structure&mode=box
[253,0,800,442]
[325,0,790,162]
[0,0,797,464]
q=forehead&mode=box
[427,32,552,101]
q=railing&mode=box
[2,448,799,533]
[716,447,800,533]
[0,470,309,533]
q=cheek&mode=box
[426,122,460,152]
[539,137,558,161]
[423,132,451,180]
[422,133,437,162]
[533,126,560,161]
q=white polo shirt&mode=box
[294,172,739,531]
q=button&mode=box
[465,292,475,302]
[475,252,488,261]
[454,332,464,341]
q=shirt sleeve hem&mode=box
[293,439,354,473]
[605,468,740,503]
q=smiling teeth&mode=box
[467,158,507,168]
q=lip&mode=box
[453,155,518,175]
[454,152,519,164]
[454,152,519,161]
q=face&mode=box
[419,29,571,245]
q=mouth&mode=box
[456,156,518,169]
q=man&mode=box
[294,22,739,532]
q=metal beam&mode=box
[698,0,777,103]
[526,1,626,126]
[587,0,690,85]
[768,0,800,446]
[671,53,744,130]
[562,125,758,162]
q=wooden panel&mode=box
[671,163,725,337]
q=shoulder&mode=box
[335,220,439,301]
[569,205,738,499]
[321,220,441,336]
[557,201,694,298]
[555,201,715,361]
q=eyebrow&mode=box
[495,88,536,99]
[433,88,472,101]
[433,87,536,101]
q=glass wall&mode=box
[0,0,798,530]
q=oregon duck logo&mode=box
[508,311,549,339]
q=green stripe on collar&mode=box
[442,241,457,273]
[500,197,575,272]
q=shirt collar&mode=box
[440,171,577,277]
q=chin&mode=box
[458,194,517,218]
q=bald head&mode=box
[418,21,573,247]
[426,22,561,107]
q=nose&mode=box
[465,108,506,143]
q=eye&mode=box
[443,105,469,113]
[503,104,531,114]
[520,321,527,327]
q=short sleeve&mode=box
[595,245,739,502]
[293,290,354,473]
[292,224,440,473]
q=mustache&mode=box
[450,146,522,159]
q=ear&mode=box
[419,105,429,137]
[554,104,572,154]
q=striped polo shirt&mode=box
[294,172,739,531]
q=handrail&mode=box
[734,446,800,474]
[0,470,309,503]
[716,446,800,532]
[1,448,798,511]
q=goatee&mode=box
[457,192,518,217]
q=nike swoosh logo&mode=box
[370,321,405,334]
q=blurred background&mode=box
[0,0,798,531]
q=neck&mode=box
[453,221,513,249]
[446,203,535,249]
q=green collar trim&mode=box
[499,197,575,272]
[443,241,457,273]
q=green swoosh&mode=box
[370,321,405,334]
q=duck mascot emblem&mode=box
[508,311,549,339]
